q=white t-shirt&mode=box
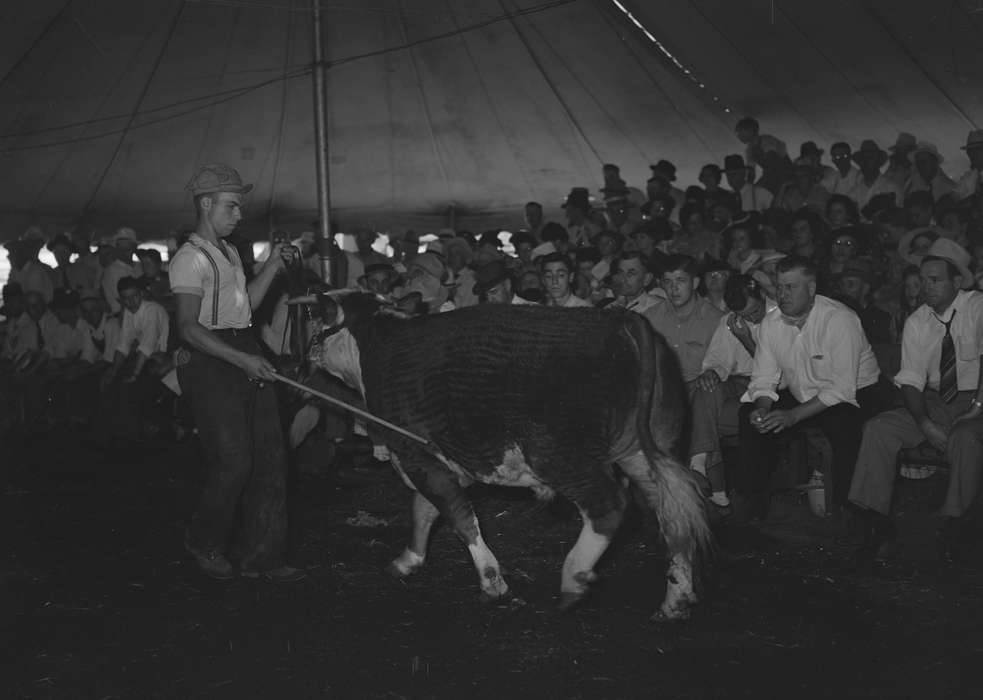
[169,234,251,330]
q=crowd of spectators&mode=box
[2,116,982,561]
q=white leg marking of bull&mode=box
[386,491,440,578]
[559,509,609,610]
[618,449,710,622]
[288,404,321,450]
[465,523,509,602]
[657,552,697,622]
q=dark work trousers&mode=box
[737,381,895,509]
[180,329,288,571]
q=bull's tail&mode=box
[621,313,712,567]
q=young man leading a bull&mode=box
[169,163,306,582]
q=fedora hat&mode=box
[650,160,677,182]
[851,139,888,167]
[888,132,917,153]
[923,238,974,289]
[472,259,511,295]
[908,142,944,164]
[799,141,824,158]
[961,129,983,151]
[723,154,748,172]
[46,233,77,255]
[561,187,592,210]
[898,225,952,266]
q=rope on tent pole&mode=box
[0,0,74,93]
[861,1,978,130]
[497,0,603,167]
[80,0,188,215]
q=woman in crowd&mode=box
[826,194,860,231]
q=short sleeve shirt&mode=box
[168,234,251,329]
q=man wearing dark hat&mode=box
[562,188,600,247]
[833,259,893,345]
[849,139,903,210]
[723,155,773,213]
[169,162,304,582]
[820,142,861,196]
[849,238,983,559]
[773,159,831,215]
[8,233,55,304]
[735,116,789,194]
[908,142,957,201]
[954,130,983,201]
[473,259,530,305]
[799,141,835,183]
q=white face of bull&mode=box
[309,304,366,398]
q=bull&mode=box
[306,293,711,620]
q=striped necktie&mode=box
[938,310,957,403]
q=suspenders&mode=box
[189,239,241,328]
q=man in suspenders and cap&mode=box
[169,163,305,582]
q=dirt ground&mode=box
[1,429,980,699]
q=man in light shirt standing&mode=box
[723,155,773,213]
[101,228,140,315]
[737,256,890,519]
[820,142,861,196]
[170,162,304,583]
[849,240,983,559]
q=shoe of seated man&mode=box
[240,565,308,583]
[184,540,236,580]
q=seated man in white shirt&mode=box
[0,283,40,365]
[78,289,121,365]
[737,256,891,520]
[723,155,773,213]
[102,276,170,388]
[540,253,591,308]
[849,240,983,560]
[689,274,767,510]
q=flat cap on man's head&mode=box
[185,163,254,197]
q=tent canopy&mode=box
[1,0,981,240]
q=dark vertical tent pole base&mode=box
[311,0,333,286]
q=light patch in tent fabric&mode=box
[608,0,731,114]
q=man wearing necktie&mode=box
[849,239,983,560]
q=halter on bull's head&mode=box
[290,289,417,397]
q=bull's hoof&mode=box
[385,549,424,579]
[479,588,512,605]
[385,562,410,580]
[650,605,692,623]
[558,591,587,612]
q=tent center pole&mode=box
[311,0,333,285]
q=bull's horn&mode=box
[318,289,357,299]
[285,295,318,305]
